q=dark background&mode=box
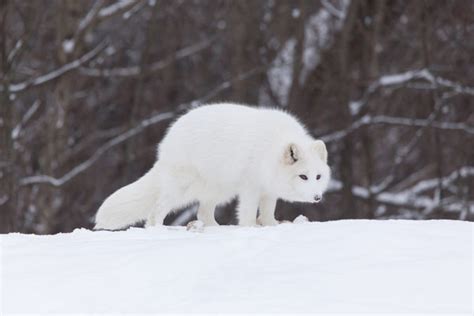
[1,0,473,234]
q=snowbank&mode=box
[2,220,472,314]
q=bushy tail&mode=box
[94,164,160,230]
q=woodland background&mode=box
[1,0,473,234]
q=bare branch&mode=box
[370,96,446,194]
[123,1,149,19]
[11,100,41,140]
[370,115,473,133]
[319,116,369,142]
[7,39,23,64]
[321,0,345,19]
[19,62,268,187]
[19,111,175,187]
[4,41,107,93]
[73,0,142,48]
[79,37,214,78]
[66,0,142,56]
[197,65,270,105]
[319,114,473,143]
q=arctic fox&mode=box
[94,103,330,230]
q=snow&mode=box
[349,100,363,116]
[293,214,309,224]
[0,195,8,206]
[379,71,421,86]
[62,39,75,54]
[186,219,205,232]
[292,8,301,19]
[2,220,472,314]
[98,0,137,19]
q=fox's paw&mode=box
[239,219,259,227]
[144,221,154,229]
[293,215,309,224]
[257,217,279,226]
[186,220,205,232]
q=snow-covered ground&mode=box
[1,220,472,314]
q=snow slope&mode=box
[2,220,473,314]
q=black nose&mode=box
[314,195,321,202]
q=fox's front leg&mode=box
[237,190,260,226]
[197,201,219,226]
[257,196,279,226]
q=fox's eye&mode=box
[299,175,308,180]
[316,174,321,180]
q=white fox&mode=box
[94,103,330,229]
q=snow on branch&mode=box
[368,115,473,134]
[349,68,474,116]
[410,166,474,196]
[4,42,107,93]
[77,0,105,35]
[123,1,149,19]
[328,166,474,213]
[319,114,473,143]
[20,111,175,187]
[73,0,141,48]
[79,37,214,77]
[64,0,141,56]
[98,0,140,19]
[376,69,474,95]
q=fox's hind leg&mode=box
[197,201,218,226]
[146,199,173,227]
[145,163,191,227]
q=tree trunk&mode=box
[0,0,16,233]
[338,0,359,218]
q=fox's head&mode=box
[277,140,331,204]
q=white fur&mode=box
[94,103,331,230]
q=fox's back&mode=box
[158,104,309,182]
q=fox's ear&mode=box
[313,140,327,163]
[283,143,299,165]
